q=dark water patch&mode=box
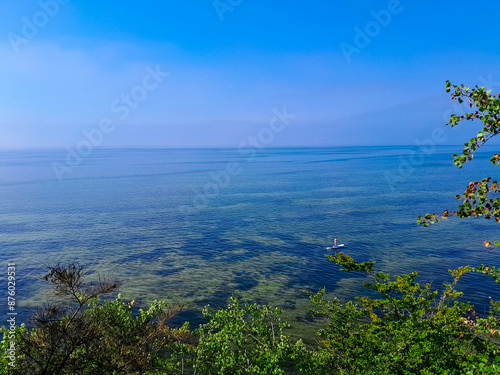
[117,234,152,244]
[182,236,232,261]
[32,241,66,254]
[111,299,208,330]
[0,223,37,234]
[294,315,316,324]
[196,290,235,309]
[182,236,267,262]
[232,274,259,292]
[261,261,297,277]
[117,248,167,263]
[154,267,185,278]
[284,268,335,292]
[59,221,96,230]
[434,247,471,258]
[169,308,208,329]
[405,250,442,258]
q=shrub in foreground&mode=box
[306,252,500,374]
[3,257,500,374]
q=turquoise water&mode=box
[1,146,500,331]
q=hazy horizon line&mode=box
[0,144,488,152]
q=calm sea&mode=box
[1,146,500,334]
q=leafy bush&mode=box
[306,252,500,374]
[3,257,500,374]
[193,295,309,374]
[0,264,192,375]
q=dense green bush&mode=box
[193,295,309,374]
[305,252,500,374]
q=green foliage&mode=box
[326,251,376,273]
[293,80,500,373]
[444,80,500,168]
[465,356,500,375]
[306,253,500,374]
[0,264,192,375]
[3,258,500,374]
[0,324,28,375]
[418,177,500,229]
[194,295,308,374]
[418,81,500,247]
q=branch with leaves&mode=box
[418,81,500,247]
[445,80,500,168]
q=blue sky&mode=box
[1,1,500,148]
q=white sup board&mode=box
[326,244,345,250]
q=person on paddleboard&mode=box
[334,237,338,247]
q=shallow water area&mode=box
[1,146,500,336]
